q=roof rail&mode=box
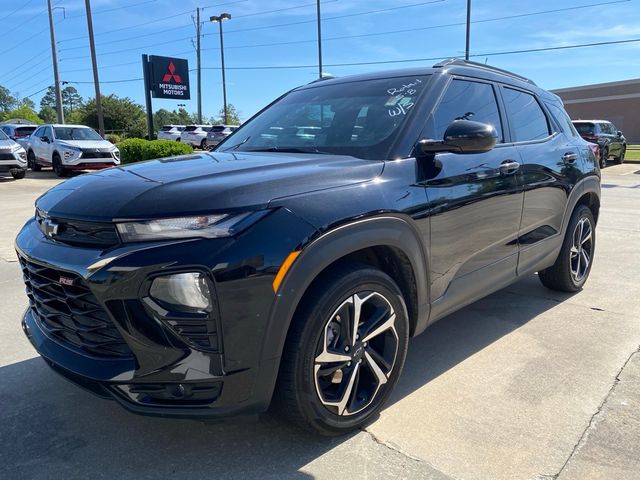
[433,58,536,86]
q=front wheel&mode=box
[200,139,207,150]
[27,150,41,171]
[614,146,625,164]
[539,204,595,292]
[52,154,67,177]
[10,168,26,179]
[273,263,409,436]
[599,147,608,169]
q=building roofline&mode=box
[552,77,640,94]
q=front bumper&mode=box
[0,154,27,171]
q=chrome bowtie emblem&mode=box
[42,218,60,237]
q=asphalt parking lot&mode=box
[1,166,638,480]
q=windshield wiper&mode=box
[223,136,251,151]
[243,146,332,155]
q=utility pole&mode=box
[47,0,64,124]
[196,8,202,124]
[210,13,231,124]
[316,0,323,79]
[85,0,105,136]
[465,0,471,60]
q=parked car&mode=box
[26,124,120,177]
[0,128,27,179]
[157,124,185,141]
[206,125,238,148]
[572,120,626,168]
[16,59,600,436]
[0,123,38,150]
[181,125,212,149]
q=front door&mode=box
[422,78,524,319]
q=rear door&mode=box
[499,87,582,274]
[424,77,524,307]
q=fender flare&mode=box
[560,174,601,237]
[260,214,430,366]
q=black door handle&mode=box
[499,159,520,175]
[562,152,578,164]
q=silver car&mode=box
[0,123,38,150]
[157,125,185,141]
[181,125,212,149]
[0,128,27,179]
[205,125,238,148]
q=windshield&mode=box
[15,126,36,137]
[54,127,103,141]
[573,122,595,135]
[0,130,9,141]
[221,75,430,160]
[161,125,176,131]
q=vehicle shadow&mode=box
[0,275,572,479]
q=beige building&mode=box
[552,78,640,143]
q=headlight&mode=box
[112,148,120,159]
[116,212,257,242]
[150,272,212,311]
[63,146,81,159]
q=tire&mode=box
[539,204,595,292]
[599,147,608,169]
[200,139,207,150]
[28,150,41,171]
[10,168,26,179]
[273,263,409,436]
[52,154,67,177]
[614,146,625,164]
[176,138,181,142]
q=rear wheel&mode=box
[52,153,67,177]
[27,150,41,171]
[599,147,608,169]
[539,204,595,292]
[615,146,625,164]
[274,263,409,436]
[200,139,207,150]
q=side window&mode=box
[432,79,503,142]
[33,127,42,138]
[546,103,580,138]
[1,127,9,135]
[502,87,550,142]
[43,127,52,139]
[600,123,612,134]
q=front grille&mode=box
[36,209,120,248]
[0,152,14,160]
[81,151,114,159]
[19,256,132,358]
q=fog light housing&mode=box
[149,272,212,311]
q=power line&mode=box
[0,0,38,22]
[223,0,447,35]
[0,51,50,84]
[61,36,196,61]
[64,0,159,19]
[233,0,337,19]
[24,84,53,100]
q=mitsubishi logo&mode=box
[42,218,60,238]
[162,62,182,84]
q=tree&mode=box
[212,103,241,125]
[0,85,17,113]
[19,97,35,110]
[0,105,43,124]
[75,94,146,138]
[40,85,83,116]
[38,106,57,123]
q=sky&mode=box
[1,0,639,121]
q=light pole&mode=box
[210,13,231,125]
[47,0,64,124]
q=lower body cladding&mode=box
[64,162,118,171]
[15,208,316,418]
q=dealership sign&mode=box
[148,55,190,99]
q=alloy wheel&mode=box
[570,217,593,284]
[313,291,398,417]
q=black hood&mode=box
[36,152,384,221]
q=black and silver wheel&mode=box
[27,150,40,171]
[599,147,608,169]
[274,264,409,435]
[200,139,207,150]
[52,154,67,177]
[10,168,26,179]
[539,204,595,292]
[615,146,625,164]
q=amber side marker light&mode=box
[272,250,301,293]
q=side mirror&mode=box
[41,136,50,143]
[617,130,623,137]
[419,120,498,155]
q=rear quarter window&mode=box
[502,87,550,142]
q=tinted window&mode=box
[546,103,579,138]
[160,126,174,131]
[573,122,595,135]
[1,126,10,135]
[0,129,8,140]
[210,126,226,132]
[221,76,430,160]
[43,127,52,139]
[184,126,197,132]
[54,127,102,141]
[433,79,503,141]
[502,88,550,142]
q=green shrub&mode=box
[106,134,121,144]
[118,139,193,164]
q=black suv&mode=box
[16,59,600,435]
[572,119,626,168]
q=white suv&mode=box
[205,125,238,148]
[158,125,185,141]
[0,128,27,179]
[27,124,120,177]
[180,125,212,149]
